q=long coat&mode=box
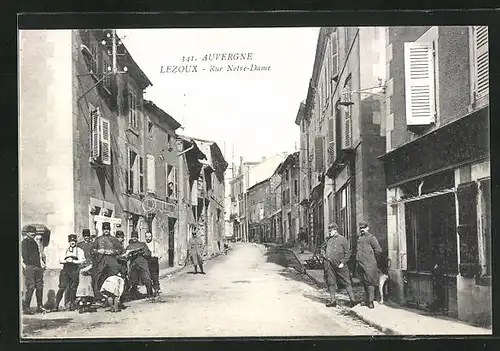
[125,241,151,285]
[355,232,382,286]
[188,236,204,266]
[90,235,124,290]
[321,234,352,288]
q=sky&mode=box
[118,27,319,165]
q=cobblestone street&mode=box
[22,243,382,338]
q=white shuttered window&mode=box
[404,42,436,125]
[100,117,111,165]
[146,154,156,193]
[90,106,100,160]
[473,26,489,100]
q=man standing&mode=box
[21,225,48,314]
[355,221,382,309]
[77,229,93,261]
[321,223,356,308]
[54,234,86,311]
[115,231,129,306]
[298,227,307,254]
[90,222,124,303]
[188,229,205,274]
[125,231,154,300]
[145,232,162,297]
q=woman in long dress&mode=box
[76,260,95,313]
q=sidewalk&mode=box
[290,247,491,335]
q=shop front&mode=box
[381,108,491,325]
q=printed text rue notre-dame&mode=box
[160,52,271,73]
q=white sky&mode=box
[118,27,319,164]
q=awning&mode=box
[387,188,456,206]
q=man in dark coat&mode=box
[76,229,94,300]
[298,227,307,254]
[90,222,124,303]
[321,223,356,308]
[21,225,48,314]
[125,230,154,300]
[355,221,382,309]
[115,230,130,306]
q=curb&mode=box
[347,308,400,335]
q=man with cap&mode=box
[77,229,94,261]
[321,222,356,308]
[355,221,383,309]
[53,234,86,311]
[145,231,162,297]
[188,228,205,274]
[115,230,130,305]
[125,230,154,300]
[90,222,124,304]
[21,225,48,314]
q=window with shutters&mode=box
[167,165,179,200]
[472,26,489,102]
[404,41,436,126]
[327,118,335,165]
[100,117,111,165]
[146,154,156,194]
[90,106,112,166]
[128,88,138,129]
[342,77,352,149]
[101,53,112,93]
[127,149,144,194]
[331,31,339,79]
[314,136,324,172]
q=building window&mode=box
[127,149,144,194]
[335,185,351,245]
[294,180,298,197]
[342,77,352,149]
[166,164,179,199]
[90,106,111,165]
[128,88,138,129]
[472,26,489,102]
[147,118,154,138]
[403,27,438,126]
[146,154,156,194]
[101,53,112,92]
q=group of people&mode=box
[21,222,164,315]
[320,221,383,309]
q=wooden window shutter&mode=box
[100,117,111,165]
[474,26,489,99]
[146,154,156,193]
[314,136,324,172]
[404,42,436,125]
[90,107,101,161]
[331,32,339,78]
[327,118,335,164]
[127,149,135,192]
[139,156,144,193]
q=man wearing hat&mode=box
[115,230,130,305]
[321,222,356,308]
[53,234,86,311]
[355,221,382,309]
[90,222,124,304]
[188,228,205,274]
[21,225,47,314]
[125,230,154,300]
[77,229,94,261]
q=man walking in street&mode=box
[298,227,307,254]
[125,230,154,300]
[188,229,205,274]
[21,225,48,314]
[90,222,124,305]
[145,231,162,297]
[355,221,383,309]
[321,223,356,308]
[53,234,86,311]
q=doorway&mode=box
[168,217,176,267]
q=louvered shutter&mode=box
[100,117,111,165]
[404,42,436,125]
[174,167,179,199]
[327,118,335,163]
[146,155,156,193]
[474,26,489,99]
[138,156,144,193]
[128,149,135,192]
[331,32,339,78]
[90,107,101,161]
[314,137,324,172]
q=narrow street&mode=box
[23,243,382,338]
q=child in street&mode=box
[100,272,125,312]
[76,259,96,313]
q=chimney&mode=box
[261,156,267,162]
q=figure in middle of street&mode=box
[298,227,307,254]
[145,231,162,297]
[54,234,86,311]
[355,221,383,309]
[125,230,154,300]
[90,222,124,305]
[188,229,205,274]
[321,223,356,308]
